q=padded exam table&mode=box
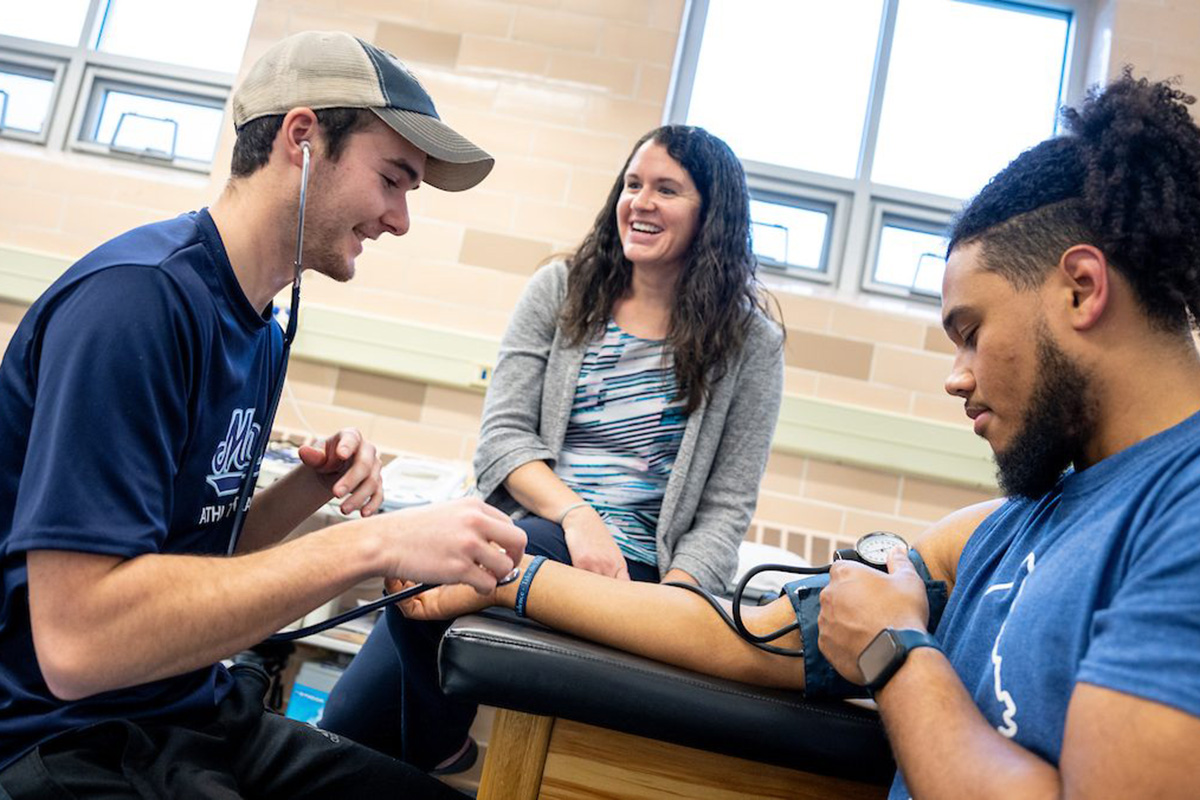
[438,610,894,799]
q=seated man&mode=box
[0,31,525,799]
[400,72,1200,799]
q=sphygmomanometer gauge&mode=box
[853,531,909,568]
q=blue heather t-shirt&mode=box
[889,410,1200,798]
[0,210,283,770]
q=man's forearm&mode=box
[28,521,379,700]
[236,464,336,552]
[877,648,1060,799]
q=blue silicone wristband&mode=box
[514,555,548,618]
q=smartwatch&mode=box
[858,627,941,694]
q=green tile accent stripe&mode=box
[776,395,996,490]
[0,244,997,490]
[294,305,497,390]
[0,248,64,303]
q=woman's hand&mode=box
[562,505,630,580]
[392,580,497,621]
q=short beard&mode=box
[302,230,355,283]
[290,166,355,284]
[993,328,1096,499]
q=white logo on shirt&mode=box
[984,551,1037,739]
[205,407,260,497]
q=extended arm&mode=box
[400,499,992,690]
[403,552,804,688]
[516,556,799,685]
[28,497,525,701]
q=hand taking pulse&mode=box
[381,498,527,595]
[398,552,538,621]
[562,504,630,581]
[299,428,384,516]
[817,548,930,684]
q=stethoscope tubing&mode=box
[267,565,522,642]
[267,581,437,642]
[224,142,309,557]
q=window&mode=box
[750,195,833,278]
[866,211,950,297]
[0,0,256,171]
[0,55,61,142]
[670,0,1090,301]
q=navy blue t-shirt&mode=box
[0,210,283,769]
[890,410,1200,798]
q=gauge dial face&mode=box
[855,531,908,565]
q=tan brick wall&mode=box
[1110,0,1200,84]
[3,0,1194,561]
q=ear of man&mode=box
[1055,244,1111,332]
[278,107,320,170]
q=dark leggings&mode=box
[319,515,658,769]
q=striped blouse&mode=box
[553,321,688,565]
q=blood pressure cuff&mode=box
[783,548,949,700]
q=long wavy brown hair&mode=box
[559,125,781,413]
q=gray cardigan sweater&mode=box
[472,261,784,592]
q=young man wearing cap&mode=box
[0,31,522,798]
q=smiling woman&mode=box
[320,125,788,771]
[615,140,702,285]
[560,126,777,415]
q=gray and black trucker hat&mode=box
[232,31,493,191]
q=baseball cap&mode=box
[232,31,493,191]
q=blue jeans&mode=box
[319,515,659,769]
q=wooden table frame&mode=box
[477,708,889,800]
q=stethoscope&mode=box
[217,140,517,643]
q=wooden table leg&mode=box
[477,709,556,800]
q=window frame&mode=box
[862,204,952,299]
[747,181,844,283]
[0,48,66,144]
[0,0,244,173]
[70,65,229,168]
[666,0,1096,304]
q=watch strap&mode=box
[862,627,941,694]
[892,628,940,654]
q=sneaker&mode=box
[430,737,478,776]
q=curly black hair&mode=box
[948,69,1200,334]
[559,125,780,413]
